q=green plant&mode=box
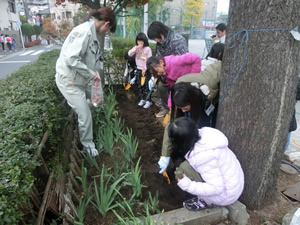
[92,166,127,217]
[120,128,139,161]
[74,195,92,225]
[80,150,99,169]
[113,154,130,175]
[144,191,161,214]
[124,157,146,198]
[96,124,115,156]
[76,163,88,193]
[113,199,166,225]
[112,200,142,224]
[111,117,124,142]
[0,49,67,224]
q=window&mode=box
[8,1,16,13]
[62,12,65,19]
[51,13,56,20]
[66,11,72,19]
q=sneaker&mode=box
[183,197,216,211]
[84,147,99,157]
[155,108,169,118]
[138,100,146,106]
[143,101,152,109]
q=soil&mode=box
[85,85,300,225]
[114,85,192,210]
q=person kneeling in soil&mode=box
[168,117,244,211]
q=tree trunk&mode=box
[217,0,300,209]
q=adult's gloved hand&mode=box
[148,76,155,90]
[84,147,99,157]
[130,76,136,84]
[158,156,170,174]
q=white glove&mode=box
[200,84,210,96]
[130,76,136,84]
[85,148,99,157]
[148,76,155,90]
[158,156,170,174]
[190,82,200,89]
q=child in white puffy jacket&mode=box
[168,117,244,211]
[201,42,224,71]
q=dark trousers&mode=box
[135,69,151,101]
[157,81,170,110]
[1,42,4,50]
[7,43,12,51]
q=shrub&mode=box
[0,50,66,224]
[111,37,156,61]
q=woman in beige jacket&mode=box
[55,7,116,156]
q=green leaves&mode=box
[92,166,127,217]
[0,49,66,224]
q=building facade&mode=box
[0,0,22,47]
[49,0,80,27]
[0,0,20,31]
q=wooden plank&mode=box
[35,172,54,225]
[283,182,300,202]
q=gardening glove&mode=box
[148,76,155,91]
[158,156,170,174]
[84,147,99,157]
[190,82,200,89]
[199,84,210,97]
[130,76,136,84]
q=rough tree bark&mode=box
[217,0,300,209]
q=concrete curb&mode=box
[150,207,228,225]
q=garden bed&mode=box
[82,84,300,225]
[81,85,190,225]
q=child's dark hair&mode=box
[136,32,149,46]
[206,43,225,61]
[146,56,164,75]
[171,82,207,126]
[87,7,117,33]
[169,117,200,166]
[147,21,171,40]
[215,23,227,32]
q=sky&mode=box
[217,0,230,14]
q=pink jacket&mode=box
[164,53,201,87]
[128,46,152,70]
[177,127,244,206]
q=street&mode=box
[0,44,61,79]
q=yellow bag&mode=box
[141,70,146,86]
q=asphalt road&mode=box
[0,44,61,79]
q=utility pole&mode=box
[22,0,30,23]
[122,8,126,38]
[143,3,148,34]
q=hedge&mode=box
[111,37,156,61]
[0,50,66,225]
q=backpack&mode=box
[6,37,12,43]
